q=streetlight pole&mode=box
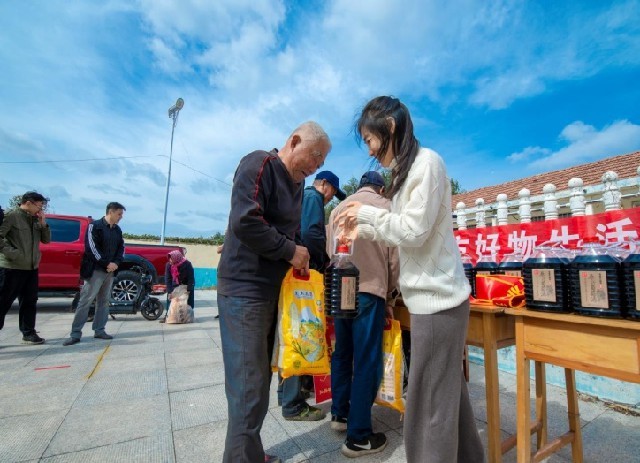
[160,97,184,245]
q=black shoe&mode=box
[22,334,45,345]
[264,455,281,463]
[63,337,80,346]
[159,317,166,323]
[331,414,347,432]
[341,432,387,458]
[94,332,113,340]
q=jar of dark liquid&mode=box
[623,243,640,320]
[568,238,624,318]
[523,243,571,313]
[324,244,360,319]
[497,248,523,277]
[461,253,475,297]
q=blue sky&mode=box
[1,0,639,237]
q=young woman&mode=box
[159,250,195,323]
[336,96,484,462]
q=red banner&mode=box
[455,208,640,264]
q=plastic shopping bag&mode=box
[313,317,335,404]
[375,318,405,413]
[271,269,330,378]
[165,285,194,324]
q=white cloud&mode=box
[511,120,640,170]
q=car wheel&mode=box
[141,297,164,320]
[111,270,142,303]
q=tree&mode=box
[451,178,465,195]
[8,195,21,209]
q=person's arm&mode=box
[0,214,19,260]
[165,262,175,294]
[229,153,297,262]
[301,191,328,271]
[85,222,109,270]
[358,152,446,248]
[185,261,196,294]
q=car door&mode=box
[39,218,84,289]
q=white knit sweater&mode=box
[357,147,470,314]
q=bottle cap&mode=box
[337,244,349,253]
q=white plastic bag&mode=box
[165,285,194,324]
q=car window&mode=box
[48,218,81,243]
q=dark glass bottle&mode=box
[523,244,571,313]
[623,246,640,320]
[568,239,624,318]
[497,248,523,277]
[461,253,475,297]
[324,244,359,319]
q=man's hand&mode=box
[106,262,118,273]
[385,304,395,320]
[36,210,46,226]
[288,245,310,275]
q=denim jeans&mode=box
[218,294,278,463]
[70,269,113,339]
[331,292,385,440]
[278,374,306,416]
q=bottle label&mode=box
[505,270,522,277]
[476,270,492,275]
[635,271,640,310]
[340,276,356,310]
[579,270,609,309]
[532,269,556,302]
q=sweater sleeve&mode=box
[357,150,447,248]
[229,152,297,262]
[0,213,19,260]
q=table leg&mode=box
[565,368,583,463]
[534,361,547,450]
[515,317,531,462]
[482,313,501,463]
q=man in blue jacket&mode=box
[279,170,345,419]
[63,202,125,346]
[217,121,332,463]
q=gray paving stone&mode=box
[75,369,168,406]
[165,348,222,369]
[0,410,66,461]
[173,420,227,463]
[306,429,405,462]
[170,384,228,430]
[166,361,225,392]
[41,432,175,463]
[43,395,172,457]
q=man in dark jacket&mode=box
[63,202,125,346]
[216,121,331,463]
[0,191,51,344]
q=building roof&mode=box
[452,151,640,207]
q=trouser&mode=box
[69,269,113,339]
[0,268,39,336]
[218,294,278,463]
[331,292,385,440]
[403,300,485,463]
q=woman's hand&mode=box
[334,201,362,242]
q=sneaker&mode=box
[264,455,281,463]
[21,334,45,345]
[63,337,80,346]
[158,317,166,324]
[331,414,348,432]
[341,432,387,458]
[283,404,326,421]
[94,332,113,340]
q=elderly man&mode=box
[217,121,332,463]
[0,191,51,344]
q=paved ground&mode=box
[1,290,638,462]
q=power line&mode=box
[0,154,232,188]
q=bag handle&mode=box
[292,268,310,280]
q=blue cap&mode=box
[359,171,385,188]
[315,171,346,200]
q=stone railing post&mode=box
[475,198,486,228]
[496,193,508,225]
[518,188,531,223]
[602,171,622,211]
[543,183,559,220]
[456,202,467,230]
[568,177,585,216]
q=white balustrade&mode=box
[602,171,622,211]
[568,177,586,216]
[456,202,467,230]
[475,198,486,228]
[518,188,531,223]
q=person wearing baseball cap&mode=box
[314,170,346,201]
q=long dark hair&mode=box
[355,96,420,199]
